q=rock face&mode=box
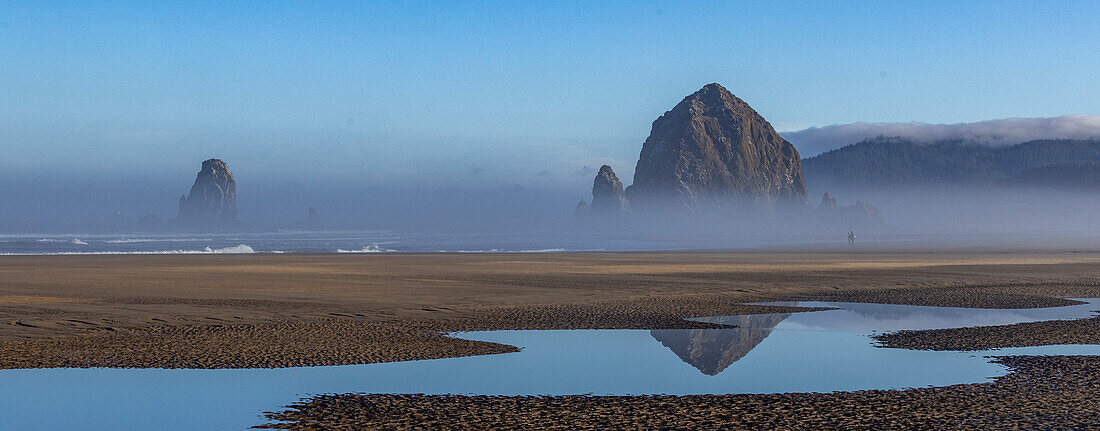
[818,192,838,210]
[575,200,591,217]
[627,83,808,211]
[817,193,885,229]
[590,165,629,214]
[846,199,885,227]
[176,159,238,226]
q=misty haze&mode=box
[3,90,1098,251]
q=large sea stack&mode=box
[626,83,808,212]
[176,158,238,227]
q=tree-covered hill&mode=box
[802,137,1100,188]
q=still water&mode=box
[2,300,1099,430]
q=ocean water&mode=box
[0,230,848,255]
[2,300,1100,430]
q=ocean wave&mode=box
[336,244,393,253]
[105,238,214,244]
[202,244,255,254]
[34,238,88,245]
[0,244,256,256]
[447,248,568,253]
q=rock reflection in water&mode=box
[651,310,792,375]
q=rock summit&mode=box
[176,158,238,227]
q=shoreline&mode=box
[6,231,1100,256]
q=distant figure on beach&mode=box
[848,231,855,245]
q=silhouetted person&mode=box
[848,231,855,245]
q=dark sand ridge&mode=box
[3,251,1100,368]
[877,315,1100,351]
[260,356,1100,430]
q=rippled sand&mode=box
[2,251,1100,368]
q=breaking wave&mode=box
[202,244,255,254]
[105,238,214,244]
[34,238,88,245]
[0,244,257,256]
[336,244,393,253]
[449,248,569,253]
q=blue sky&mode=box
[2,0,1099,188]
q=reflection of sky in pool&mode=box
[2,299,1100,430]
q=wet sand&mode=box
[4,251,1100,369]
[5,250,1100,428]
[0,298,817,369]
[3,251,1100,368]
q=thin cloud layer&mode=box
[784,115,1100,156]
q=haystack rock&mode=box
[626,83,808,211]
[176,158,238,226]
[590,165,629,214]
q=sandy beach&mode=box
[5,250,1100,341]
[4,250,1100,368]
[4,250,1100,428]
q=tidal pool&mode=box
[2,299,1100,430]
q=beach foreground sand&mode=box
[4,250,1100,428]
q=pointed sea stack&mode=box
[175,158,238,228]
[288,207,323,230]
[626,83,808,212]
[590,165,629,215]
[575,199,591,217]
[306,207,320,226]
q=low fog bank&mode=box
[3,174,1099,249]
[786,115,1100,157]
[569,185,1100,245]
[805,185,1100,235]
[0,174,581,234]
